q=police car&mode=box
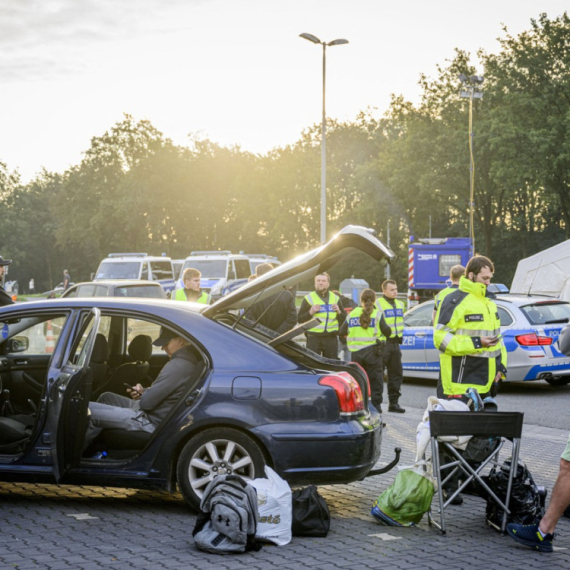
[176,251,251,300]
[401,295,570,386]
[94,253,176,295]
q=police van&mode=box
[176,251,251,300]
[94,253,176,295]
[245,254,281,275]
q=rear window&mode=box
[114,285,165,298]
[520,302,570,325]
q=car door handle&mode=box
[15,359,29,365]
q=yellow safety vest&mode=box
[174,289,210,304]
[305,291,340,334]
[433,285,459,326]
[375,297,404,338]
[346,307,384,352]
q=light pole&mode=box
[300,33,349,244]
[459,74,484,251]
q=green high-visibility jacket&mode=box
[375,297,405,338]
[433,284,459,326]
[434,276,507,397]
[174,288,210,304]
[304,291,340,334]
[346,307,385,352]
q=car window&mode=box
[97,261,141,280]
[64,286,78,298]
[150,261,174,280]
[73,315,112,358]
[114,285,165,298]
[95,285,109,296]
[183,259,228,279]
[127,318,163,354]
[234,259,251,279]
[76,284,97,296]
[404,302,434,327]
[1,315,67,356]
[520,302,570,325]
[497,306,514,326]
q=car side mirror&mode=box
[6,336,29,353]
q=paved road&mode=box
[401,376,570,429]
[1,404,569,569]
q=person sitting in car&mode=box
[85,327,199,449]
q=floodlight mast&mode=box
[300,33,349,244]
[459,74,484,251]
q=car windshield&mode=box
[96,261,140,280]
[520,302,570,325]
[182,260,227,279]
[114,285,164,298]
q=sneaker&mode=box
[506,523,554,553]
[388,403,406,413]
[442,489,464,506]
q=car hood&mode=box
[203,225,395,318]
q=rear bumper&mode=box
[253,409,383,486]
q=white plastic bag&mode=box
[250,466,292,546]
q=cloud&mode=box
[0,0,204,82]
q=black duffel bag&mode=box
[291,486,330,537]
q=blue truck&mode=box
[407,237,473,305]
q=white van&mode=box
[176,251,251,300]
[94,253,176,295]
[245,254,281,275]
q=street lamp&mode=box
[300,33,349,244]
[459,74,484,251]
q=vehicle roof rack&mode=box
[108,253,148,258]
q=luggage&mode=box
[193,475,262,554]
[291,485,330,537]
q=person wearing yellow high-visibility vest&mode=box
[434,255,507,401]
[298,273,346,359]
[173,268,211,304]
[339,289,392,412]
[375,280,406,413]
[432,264,465,326]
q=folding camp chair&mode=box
[428,411,524,534]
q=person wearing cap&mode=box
[85,326,200,449]
[0,256,15,307]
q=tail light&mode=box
[345,363,371,398]
[515,333,553,346]
[319,373,364,415]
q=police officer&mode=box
[340,289,392,412]
[0,256,14,307]
[434,255,507,401]
[298,273,345,359]
[375,279,406,413]
[174,268,211,304]
[432,264,465,325]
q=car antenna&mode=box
[232,284,269,330]
[526,258,543,297]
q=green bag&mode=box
[371,465,435,527]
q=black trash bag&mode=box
[485,458,545,530]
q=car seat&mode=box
[90,333,109,393]
[92,335,152,399]
[0,416,32,452]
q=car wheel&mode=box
[546,377,570,387]
[176,427,266,510]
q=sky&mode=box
[1,0,568,182]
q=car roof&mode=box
[495,294,568,307]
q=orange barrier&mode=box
[45,321,56,354]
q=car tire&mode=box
[176,427,266,510]
[546,377,570,387]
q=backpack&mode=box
[192,475,262,554]
[291,485,330,537]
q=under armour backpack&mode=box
[192,475,262,554]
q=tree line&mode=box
[1,13,568,293]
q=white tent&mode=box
[511,240,570,301]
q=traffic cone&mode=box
[45,321,56,354]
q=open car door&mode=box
[48,308,101,480]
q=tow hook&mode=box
[364,447,401,478]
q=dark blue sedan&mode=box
[0,226,393,509]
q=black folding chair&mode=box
[428,411,524,534]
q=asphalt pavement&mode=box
[1,401,569,569]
